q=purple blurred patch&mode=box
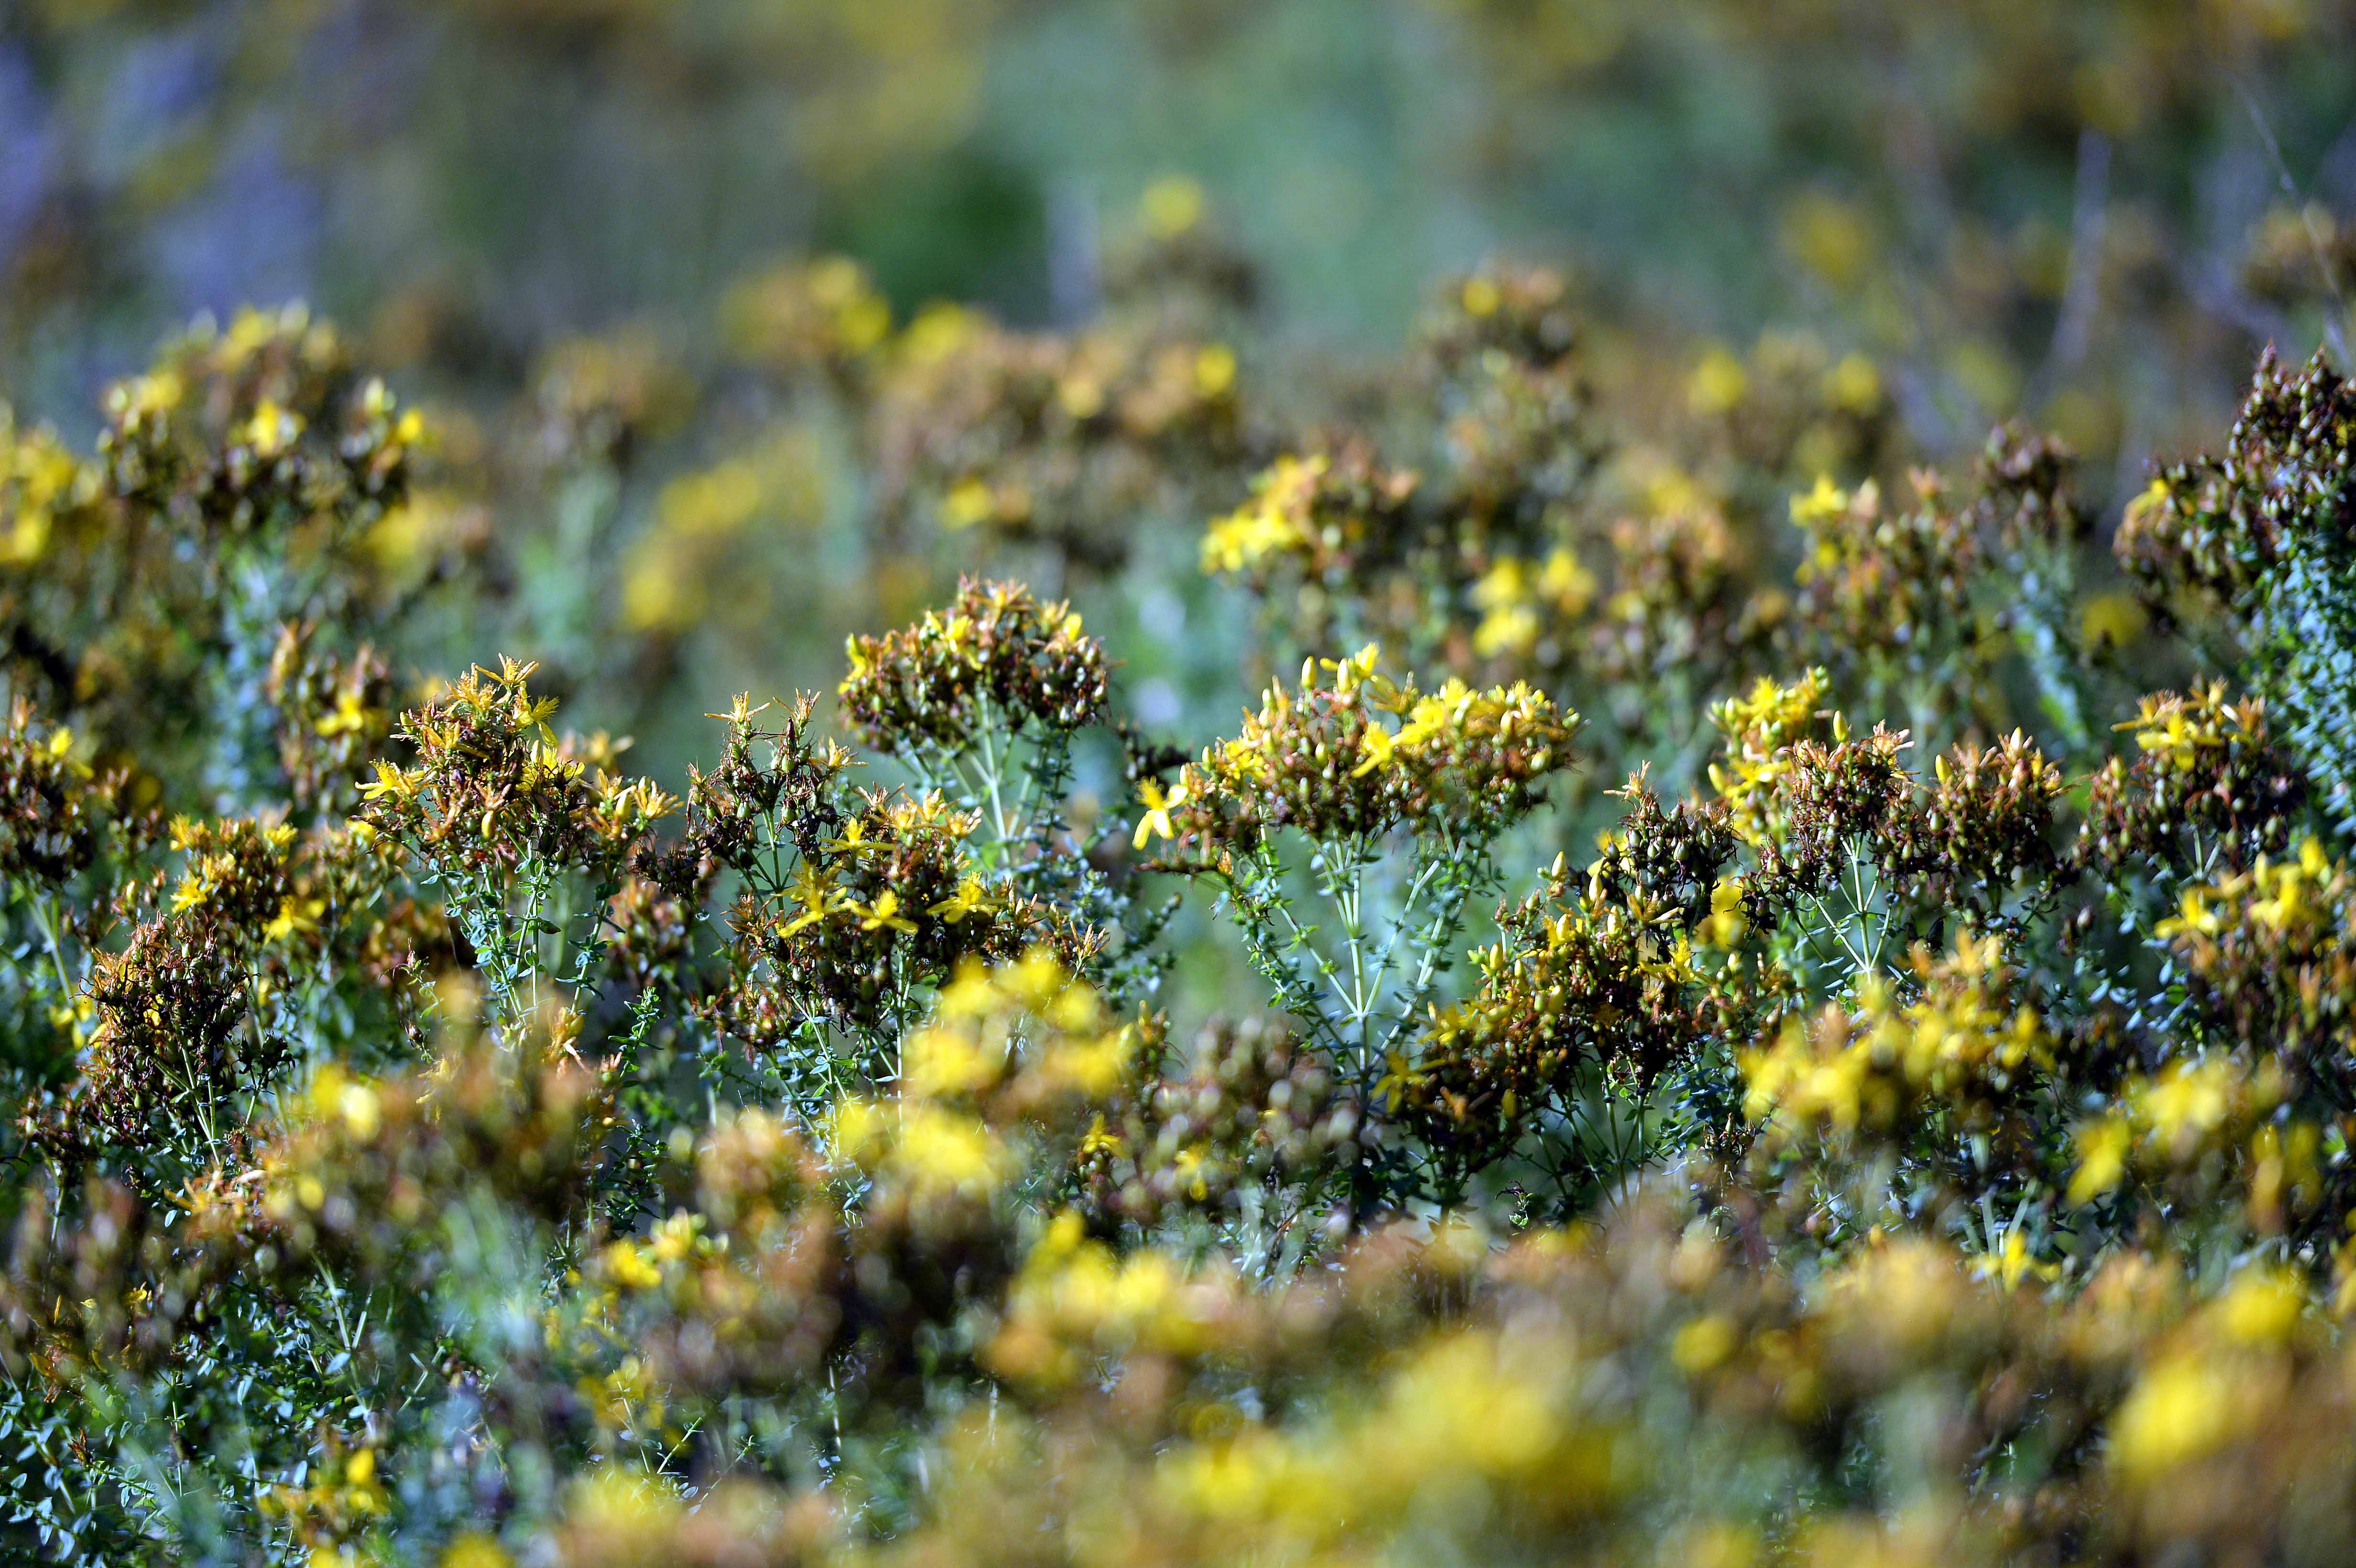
[0,48,57,267]
[153,120,323,317]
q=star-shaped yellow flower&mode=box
[927,878,990,924]
[851,890,917,935]
[1132,778,1187,849]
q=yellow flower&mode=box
[2155,887,2219,940]
[777,861,841,937]
[941,476,995,530]
[1132,778,1187,849]
[1373,1049,1427,1114]
[827,818,892,858]
[2121,475,2175,540]
[172,868,217,915]
[1699,876,1748,947]
[1141,174,1206,237]
[441,1531,513,1568]
[1200,454,1329,576]
[1319,641,1387,695]
[852,890,917,934]
[1474,601,1540,658]
[600,1241,662,1293]
[1823,352,1881,412]
[2079,590,2148,650]
[657,460,762,540]
[2217,1267,2304,1345]
[1537,547,1595,614]
[1687,346,1748,414]
[264,896,326,945]
[2139,1058,2239,1152]
[2,505,51,564]
[1971,1228,2058,1293]
[1350,724,1401,779]
[903,1021,1000,1100]
[356,760,419,803]
[1671,1314,1740,1375]
[242,400,305,458]
[2067,1114,2131,1205]
[2109,1352,2244,1480]
[927,877,990,924]
[336,1080,382,1141]
[1216,735,1269,781]
[1470,557,1544,657]
[314,691,374,738]
[1789,473,1849,528]
[1194,343,1237,398]
[1058,375,1105,420]
[109,370,183,420]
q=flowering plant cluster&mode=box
[13,240,2356,1568]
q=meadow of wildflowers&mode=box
[5,2,2356,1566]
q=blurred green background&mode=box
[4,0,2355,763]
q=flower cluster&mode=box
[838,577,1109,754]
[0,407,98,566]
[719,254,895,379]
[2117,348,2354,605]
[1582,497,1765,697]
[594,955,1149,1404]
[660,691,854,891]
[48,910,278,1168]
[1741,935,2053,1139]
[14,0,2356,1552]
[2158,839,2356,1091]
[1199,447,1419,582]
[0,705,108,887]
[1409,862,1716,1173]
[92,307,427,618]
[1195,263,1610,681]
[22,252,2356,1566]
[616,1108,839,1396]
[2078,683,2308,871]
[529,327,692,470]
[864,259,1248,570]
[0,310,444,817]
[2065,1054,2295,1213]
[1077,1013,1355,1226]
[755,787,1087,1032]
[360,657,674,882]
[1787,472,1980,666]
[1145,644,1579,860]
[1888,730,2071,925]
[1686,327,1898,483]
[264,622,396,812]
